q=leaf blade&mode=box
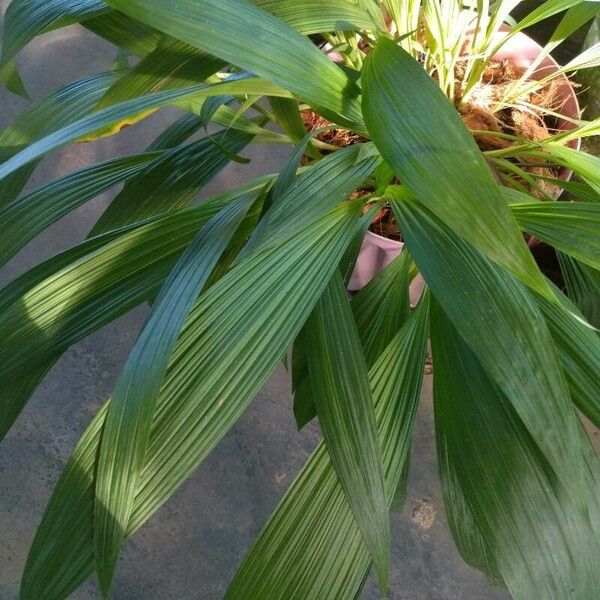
[362,38,551,299]
[305,271,390,591]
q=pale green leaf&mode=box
[305,271,390,591]
[511,201,600,270]
[227,295,429,599]
[22,201,362,599]
[94,195,255,594]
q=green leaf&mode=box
[305,271,389,592]
[83,10,163,56]
[539,145,600,194]
[104,0,363,128]
[362,38,551,300]
[537,282,600,427]
[254,0,384,33]
[89,127,253,235]
[292,233,411,430]
[513,0,590,32]
[436,437,502,585]
[430,301,600,598]
[352,251,411,367]
[270,97,308,143]
[0,363,53,441]
[94,195,255,594]
[241,144,379,259]
[0,187,260,439]
[511,201,600,270]
[558,252,600,327]
[390,195,595,496]
[0,184,265,388]
[22,201,362,600]
[0,0,108,66]
[97,38,225,108]
[0,71,119,205]
[0,151,162,267]
[0,77,290,183]
[227,295,429,599]
[291,325,316,430]
[0,59,28,98]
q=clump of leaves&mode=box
[0,1,599,599]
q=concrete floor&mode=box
[0,5,592,600]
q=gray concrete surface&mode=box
[0,5,584,599]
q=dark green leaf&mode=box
[89,128,253,235]
[391,195,594,495]
[537,281,600,428]
[362,38,551,299]
[431,301,600,598]
[0,0,109,66]
[104,0,363,128]
[0,71,119,205]
[558,252,600,327]
[0,151,161,267]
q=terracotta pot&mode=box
[348,30,581,292]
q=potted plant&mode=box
[0,0,599,599]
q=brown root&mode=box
[510,108,550,142]
[300,109,365,148]
[459,103,512,149]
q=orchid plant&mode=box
[1,0,600,598]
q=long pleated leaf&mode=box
[0,189,261,438]
[22,201,362,600]
[241,144,379,258]
[97,38,226,107]
[93,0,380,110]
[511,201,600,269]
[305,271,389,592]
[226,295,429,599]
[0,0,109,66]
[558,252,600,326]
[83,10,162,56]
[292,241,411,430]
[94,195,255,594]
[352,251,411,366]
[104,0,363,128]
[0,71,119,204]
[362,37,551,299]
[0,77,290,183]
[436,435,502,585]
[0,151,161,266]
[537,284,600,428]
[254,0,384,33]
[539,145,600,194]
[391,195,598,501]
[0,185,265,389]
[89,127,253,234]
[430,302,600,598]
